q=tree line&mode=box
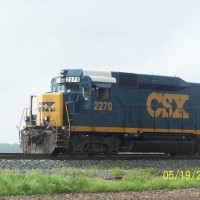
[0,143,22,153]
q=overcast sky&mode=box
[1,0,200,143]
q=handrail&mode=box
[75,94,80,102]
[65,101,74,139]
[16,108,28,132]
[51,109,59,143]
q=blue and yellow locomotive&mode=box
[19,69,200,155]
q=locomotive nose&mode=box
[36,93,63,127]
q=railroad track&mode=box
[0,153,200,160]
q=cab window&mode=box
[57,85,65,92]
[82,84,90,100]
[66,83,80,93]
[53,83,80,93]
[51,85,56,92]
[97,87,110,100]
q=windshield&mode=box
[52,83,80,93]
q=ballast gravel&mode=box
[1,189,200,200]
[0,159,200,172]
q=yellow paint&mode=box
[146,92,189,119]
[36,93,63,126]
[71,126,200,135]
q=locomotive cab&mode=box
[18,69,116,155]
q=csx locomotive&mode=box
[18,69,200,156]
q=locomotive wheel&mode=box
[51,148,60,156]
[86,145,95,156]
[87,151,94,156]
[67,141,74,156]
[103,144,110,157]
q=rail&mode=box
[0,153,200,160]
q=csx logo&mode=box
[38,102,55,112]
[146,92,189,119]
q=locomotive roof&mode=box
[51,69,191,90]
[83,70,116,83]
[112,71,190,90]
[52,69,117,84]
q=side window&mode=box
[57,85,65,92]
[51,85,56,92]
[98,87,110,100]
[82,84,90,100]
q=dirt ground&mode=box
[1,188,200,200]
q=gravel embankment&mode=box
[0,159,200,172]
[1,189,200,200]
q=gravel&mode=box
[0,159,199,173]
[1,189,200,200]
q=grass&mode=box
[0,168,200,196]
[109,167,124,177]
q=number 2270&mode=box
[94,102,113,111]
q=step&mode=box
[57,140,64,142]
[56,146,68,148]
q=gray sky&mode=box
[1,0,200,143]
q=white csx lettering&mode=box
[146,92,189,119]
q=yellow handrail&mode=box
[65,101,74,139]
[51,109,59,142]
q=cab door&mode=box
[81,77,91,112]
[91,83,114,127]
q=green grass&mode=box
[109,167,124,177]
[1,168,200,196]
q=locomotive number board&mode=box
[66,77,80,82]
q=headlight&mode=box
[24,116,30,122]
[44,116,49,122]
[60,74,65,78]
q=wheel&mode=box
[104,144,110,157]
[51,148,60,156]
[87,151,94,156]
